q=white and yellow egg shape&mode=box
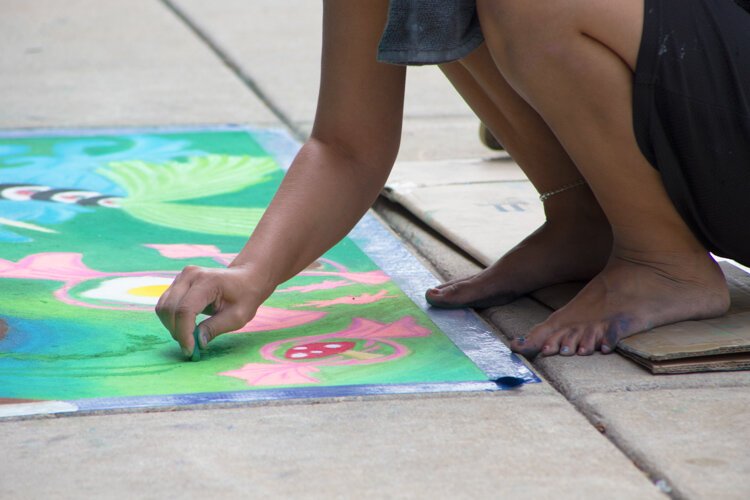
[79,276,174,306]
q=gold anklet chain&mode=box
[538,178,587,203]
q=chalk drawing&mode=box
[0,130,489,403]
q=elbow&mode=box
[308,123,401,174]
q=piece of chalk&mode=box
[191,326,201,362]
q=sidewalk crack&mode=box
[161,0,306,142]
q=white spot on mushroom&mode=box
[325,344,342,349]
[290,353,308,358]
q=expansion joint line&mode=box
[161,0,307,142]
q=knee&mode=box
[477,1,575,75]
[477,0,553,43]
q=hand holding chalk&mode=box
[155,265,272,360]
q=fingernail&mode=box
[601,344,612,354]
[181,346,191,357]
[560,346,571,355]
[199,331,209,349]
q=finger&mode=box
[155,287,175,336]
[198,306,253,348]
[155,267,198,339]
[174,285,218,355]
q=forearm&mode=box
[157,0,405,349]
[229,136,395,290]
[232,0,404,295]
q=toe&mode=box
[425,281,471,308]
[426,273,499,308]
[511,324,552,358]
[539,328,571,357]
[429,276,463,292]
[600,341,614,354]
[559,328,584,357]
[600,315,635,354]
[576,327,598,356]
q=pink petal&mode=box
[340,271,391,285]
[219,363,321,386]
[299,270,391,285]
[0,253,105,282]
[276,280,352,294]
[341,317,432,339]
[301,290,396,308]
[145,244,224,259]
[230,306,327,334]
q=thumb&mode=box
[197,307,252,348]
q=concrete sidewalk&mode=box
[1,1,748,498]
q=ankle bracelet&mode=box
[539,179,587,203]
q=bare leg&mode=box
[427,45,612,308]
[476,0,729,357]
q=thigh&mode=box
[478,0,644,70]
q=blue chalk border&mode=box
[0,124,538,417]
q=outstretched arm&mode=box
[156,0,406,356]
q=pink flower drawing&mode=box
[220,316,431,386]
[300,290,396,308]
[0,252,324,333]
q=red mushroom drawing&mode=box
[284,341,382,361]
[220,316,431,386]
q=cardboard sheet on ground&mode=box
[383,157,542,266]
[616,263,750,373]
[0,127,535,419]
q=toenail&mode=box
[516,336,526,345]
[578,347,587,355]
[601,344,612,354]
[560,346,571,355]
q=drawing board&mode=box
[0,127,535,418]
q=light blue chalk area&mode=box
[0,318,91,399]
[0,201,90,243]
[0,134,210,242]
[0,135,206,194]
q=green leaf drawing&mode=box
[125,203,265,236]
[100,155,278,203]
[96,154,276,236]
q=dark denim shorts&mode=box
[377,0,484,65]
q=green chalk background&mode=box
[0,130,486,400]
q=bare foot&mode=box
[511,250,730,358]
[425,202,612,309]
